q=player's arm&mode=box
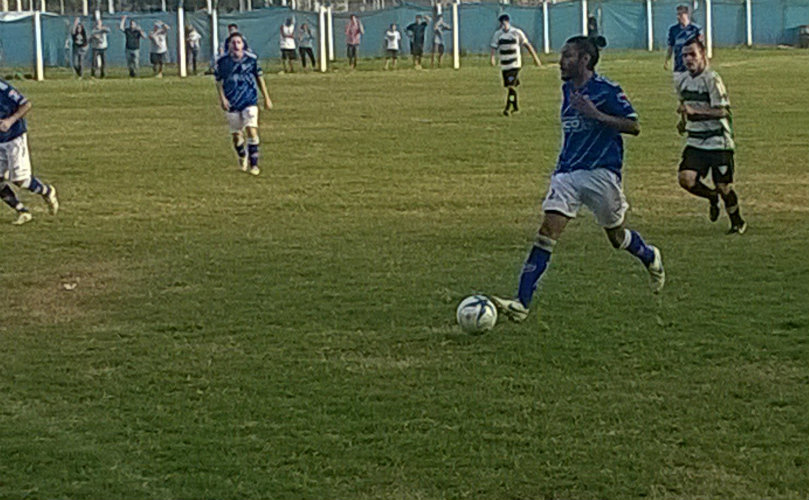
[571,93,640,135]
[119,16,126,32]
[522,38,542,66]
[683,104,729,121]
[0,100,31,133]
[664,46,672,69]
[490,47,497,66]
[257,75,272,110]
[215,80,229,111]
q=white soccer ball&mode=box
[456,295,498,334]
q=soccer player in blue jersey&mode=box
[491,36,664,322]
[215,33,272,176]
[0,78,58,225]
[664,4,702,76]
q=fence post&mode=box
[452,0,459,69]
[318,5,327,71]
[542,0,549,53]
[646,0,653,51]
[581,0,587,35]
[33,10,44,80]
[81,0,87,15]
[161,0,166,11]
[327,5,334,61]
[705,0,712,58]
[177,3,187,76]
[745,0,752,46]
[39,0,44,11]
[107,0,113,13]
[247,0,252,11]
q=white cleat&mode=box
[44,185,59,215]
[647,245,665,294]
[12,211,32,225]
[249,166,260,176]
[489,295,530,323]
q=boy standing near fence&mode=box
[120,17,146,78]
[384,23,401,70]
[345,15,364,69]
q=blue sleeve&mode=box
[0,82,27,108]
[667,25,676,47]
[214,59,223,82]
[254,59,263,77]
[605,85,637,119]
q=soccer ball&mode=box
[456,295,498,334]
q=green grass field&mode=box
[1,49,807,499]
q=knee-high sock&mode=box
[0,183,26,212]
[246,137,260,167]
[688,180,718,202]
[720,189,744,225]
[19,177,51,196]
[620,228,655,267]
[517,235,555,307]
[234,137,246,158]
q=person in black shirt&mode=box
[406,14,430,70]
[120,16,146,77]
[70,18,88,77]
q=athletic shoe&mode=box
[503,109,510,117]
[489,295,530,323]
[239,155,248,172]
[647,245,665,294]
[44,185,59,215]
[727,221,748,235]
[12,211,32,225]
[709,199,720,222]
[249,166,260,176]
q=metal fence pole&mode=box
[452,0,459,69]
[34,10,45,80]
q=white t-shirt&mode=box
[490,27,527,70]
[280,24,296,50]
[187,30,201,49]
[385,30,401,51]
[675,68,735,151]
[150,30,168,54]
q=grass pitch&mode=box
[1,49,807,499]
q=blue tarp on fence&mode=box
[1,0,807,68]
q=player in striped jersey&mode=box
[490,36,664,322]
[675,38,746,234]
[489,14,541,116]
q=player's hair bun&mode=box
[592,35,607,48]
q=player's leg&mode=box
[678,147,720,220]
[0,182,31,225]
[438,43,444,66]
[431,45,436,67]
[7,135,58,215]
[713,152,746,234]
[99,49,106,78]
[244,126,260,176]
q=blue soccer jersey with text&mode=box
[667,23,701,73]
[555,74,637,178]
[215,52,263,112]
[0,78,28,143]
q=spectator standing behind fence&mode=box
[120,17,146,78]
[71,18,88,77]
[345,14,364,69]
[406,14,430,70]
[280,18,297,73]
[149,21,170,78]
[298,23,316,70]
[431,14,451,68]
[664,4,702,76]
[186,25,202,75]
[90,18,110,78]
[384,23,401,70]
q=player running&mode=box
[0,78,58,225]
[215,33,272,177]
[491,35,664,322]
[489,14,541,116]
[675,38,746,234]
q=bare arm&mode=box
[490,47,496,66]
[523,40,542,66]
[257,76,272,110]
[119,16,126,31]
[216,81,229,111]
[664,46,672,69]
[0,101,32,133]
[683,104,730,121]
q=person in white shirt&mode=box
[90,18,111,78]
[280,17,297,73]
[384,23,402,70]
[489,14,541,116]
[149,21,170,78]
[186,26,202,74]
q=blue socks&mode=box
[234,141,246,159]
[621,229,655,267]
[0,183,26,212]
[247,138,260,167]
[22,177,50,196]
[517,235,555,307]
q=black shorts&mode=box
[411,42,423,56]
[679,146,735,184]
[281,48,296,60]
[150,52,166,65]
[386,49,399,58]
[502,68,520,87]
[434,43,444,54]
[347,44,358,59]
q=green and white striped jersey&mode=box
[675,68,735,151]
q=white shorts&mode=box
[541,168,629,228]
[0,134,32,183]
[226,105,259,133]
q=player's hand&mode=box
[676,119,686,135]
[264,100,273,111]
[663,60,669,70]
[220,99,230,112]
[490,57,496,66]
[676,103,685,114]
[571,92,601,119]
[0,118,13,132]
[682,104,697,118]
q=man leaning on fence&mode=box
[121,16,146,78]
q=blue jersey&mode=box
[667,23,701,73]
[215,52,263,112]
[555,74,637,178]
[0,79,28,143]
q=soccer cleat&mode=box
[646,245,665,294]
[503,109,510,117]
[12,211,32,225]
[489,295,530,323]
[44,185,58,215]
[249,166,260,176]
[239,155,249,172]
[709,199,720,222]
[727,221,748,235]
